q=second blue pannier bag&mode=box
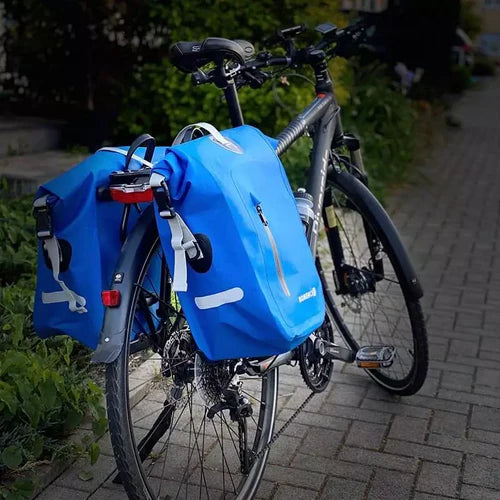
[33,141,167,349]
[151,123,325,361]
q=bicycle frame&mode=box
[92,63,423,365]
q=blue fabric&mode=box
[34,147,167,349]
[153,125,325,360]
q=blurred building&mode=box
[471,0,500,56]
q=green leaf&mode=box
[38,379,57,408]
[78,470,93,481]
[10,479,33,499]
[64,408,83,431]
[0,386,18,415]
[22,396,42,427]
[89,442,100,465]
[1,445,23,469]
[31,435,44,460]
[92,416,108,437]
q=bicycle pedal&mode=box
[355,345,395,369]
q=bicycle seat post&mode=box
[214,62,244,127]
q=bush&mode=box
[0,188,106,498]
[342,62,418,199]
[449,64,472,93]
[472,57,496,77]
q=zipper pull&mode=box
[256,204,268,226]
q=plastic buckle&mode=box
[154,188,176,218]
[152,181,176,219]
[34,205,53,240]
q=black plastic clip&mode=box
[33,197,53,240]
[151,175,175,219]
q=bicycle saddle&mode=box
[170,37,255,72]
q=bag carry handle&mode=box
[125,133,156,169]
[173,122,243,154]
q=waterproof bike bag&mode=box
[152,123,325,361]
[33,142,167,349]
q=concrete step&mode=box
[0,150,87,194]
[0,116,65,158]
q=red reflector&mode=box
[102,290,121,307]
[110,186,153,203]
[317,93,326,98]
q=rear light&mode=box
[109,184,153,203]
[101,290,121,307]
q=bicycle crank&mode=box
[313,337,396,369]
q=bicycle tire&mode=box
[318,171,428,395]
[105,216,278,500]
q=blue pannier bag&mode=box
[151,123,325,361]
[33,135,166,349]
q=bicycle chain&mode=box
[250,390,316,464]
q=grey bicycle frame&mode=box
[275,93,340,253]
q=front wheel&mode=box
[104,217,278,499]
[317,170,428,395]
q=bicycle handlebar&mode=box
[189,20,370,90]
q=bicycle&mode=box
[93,20,429,500]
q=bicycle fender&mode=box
[92,205,158,363]
[331,170,424,300]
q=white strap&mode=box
[41,237,87,313]
[172,122,243,154]
[167,214,200,292]
[97,147,154,168]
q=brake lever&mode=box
[241,69,269,89]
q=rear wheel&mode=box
[105,233,278,499]
[317,175,428,395]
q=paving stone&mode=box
[468,428,500,446]
[290,454,373,481]
[460,484,500,500]
[416,462,459,497]
[53,455,117,493]
[449,339,479,358]
[345,421,387,450]
[402,394,469,415]
[267,435,302,466]
[438,389,500,409]
[326,382,366,407]
[463,455,500,490]
[414,493,453,500]
[299,427,344,458]
[36,486,89,500]
[389,415,429,442]
[367,469,414,500]
[470,405,500,432]
[428,434,500,460]
[273,484,317,500]
[319,476,367,500]
[440,371,474,392]
[430,410,468,438]
[384,439,462,466]
[475,367,500,388]
[263,464,325,490]
[361,398,432,419]
[319,403,392,424]
[338,447,418,473]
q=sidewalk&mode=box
[36,77,500,499]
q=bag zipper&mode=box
[256,204,291,297]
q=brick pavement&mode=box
[35,76,500,499]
